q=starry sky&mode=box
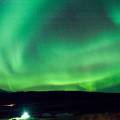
[0,0,120,92]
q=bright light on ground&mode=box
[9,111,30,120]
[21,112,30,119]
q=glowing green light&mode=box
[0,0,120,93]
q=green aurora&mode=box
[0,0,120,92]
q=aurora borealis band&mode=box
[0,0,120,92]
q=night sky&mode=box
[0,0,120,92]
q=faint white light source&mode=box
[3,104,15,107]
[21,111,30,119]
